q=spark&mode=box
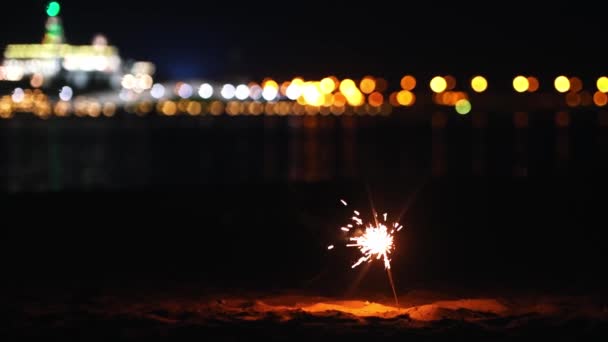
[329,198,404,306]
[328,245,334,250]
[347,223,394,270]
[334,201,402,270]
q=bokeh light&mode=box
[59,86,73,101]
[470,76,487,93]
[396,90,415,106]
[400,75,416,90]
[455,99,472,115]
[320,77,337,94]
[221,84,236,99]
[554,76,570,93]
[597,77,608,93]
[594,91,607,106]
[569,77,583,93]
[235,84,250,100]
[527,76,539,92]
[359,76,376,94]
[513,76,529,93]
[46,2,61,17]
[150,83,165,99]
[430,76,447,93]
[198,83,213,99]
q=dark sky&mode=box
[0,1,603,81]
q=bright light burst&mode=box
[348,222,394,269]
[331,199,404,270]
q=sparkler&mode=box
[329,199,404,306]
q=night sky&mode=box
[0,1,603,81]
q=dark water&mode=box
[2,111,608,295]
[2,110,608,191]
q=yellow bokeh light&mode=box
[263,79,279,90]
[597,76,608,93]
[554,76,570,93]
[400,75,416,90]
[346,91,364,106]
[470,76,487,93]
[396,90,415,106]
[513,76,529,93]
[302,82,324,106]
[339,79,358,96]
[320,77,337,94]
[430,76,447,93]
[359,76,376,94]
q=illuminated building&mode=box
[0,2,153,92]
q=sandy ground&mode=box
[4,286,607,341]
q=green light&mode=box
[455,99,472,115]
[46,2,61,17]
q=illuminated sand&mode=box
[204,295,509,322]
[8,289,607,340]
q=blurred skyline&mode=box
[0,1,604,81]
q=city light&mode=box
[554,76,570,93]
[597,77,608,93]
[400,75,416,91]
[470,76,488,93]
[513,76,529,93]
[46,2,61,17]
[198,83,213,99]
[150,84,165,99]
[430,76,447,93]
[59,86,73,101]
[455,99,472,115]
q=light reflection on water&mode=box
[1,110,608,192]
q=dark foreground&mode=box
[3,285,608,341]
[2,179,608,340]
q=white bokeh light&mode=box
[198,83,213,99]
[59,86,73,101]
[150,83,165,99]
[235,84,250,100]
[178,83,193,99]
[11,87,25,103]
[262,86,279,101]
[221,84,236,99]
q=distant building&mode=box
[0,4,154,93]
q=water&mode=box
[1,110,607,192]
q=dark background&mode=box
[0,1,604,81]
[1,0,607,304]
[1,3,608,339]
